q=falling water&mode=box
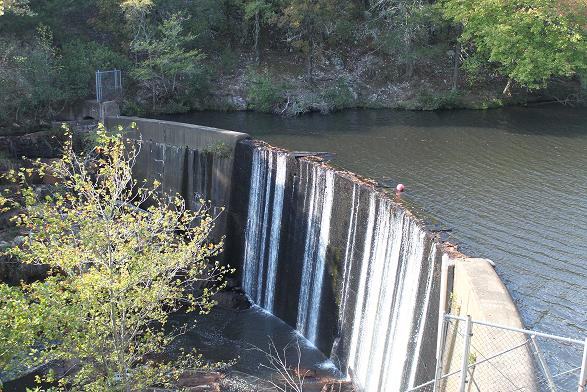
[242,147,288,308]
[237,142,440,388]
[242,148,265,302]
[296,166,335,344]
[345,197,431,392]
[264,153,287,312]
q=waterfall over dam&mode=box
[227,140,443,390]
[103,116,532,392]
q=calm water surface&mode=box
[162,106,587,369]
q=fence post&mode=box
[579,338,587,392]
[95,70,100,102]
[459,315,472,392]
[437,254,450,356]
[531,335,557,392]
[433,314,447,392]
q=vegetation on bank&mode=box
[0,125,232,390]
[0,0,585,132]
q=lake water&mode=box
[161,105,587,374]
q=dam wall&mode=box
[103,115,535,391]
[104,116,249,239]
[441,256,537,391]
[226,140,443,390]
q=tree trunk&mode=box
[254,11,260,64]
[502,78,513,96]
[451,43,460,92]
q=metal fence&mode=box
[96,69,122,102]
[409,314,587,392]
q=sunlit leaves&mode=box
[440,0,587,89]
[0,124,232,390]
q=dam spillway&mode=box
[227,140,442,390]
[102,115,538,392]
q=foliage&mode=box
[320,77,354,112]
[401,89,466,110]
[0,283,60,376]
[246,68,283,112]
[0,26,63,128]
[0,0,32,16]
[0,125,231,390]
[440,0,587,90]
[1,0,587,125]
[59,40,130,103]
[131,13,208,112]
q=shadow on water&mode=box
[168,305,341,379]
[159,104,587,138]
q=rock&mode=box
[230,96,247,110]
[0,131,64,159]
[0,254,50,284]
[12,235,25,246]
[34,185,55,200]
[213,290,252,311]
[175,370,223,392]
[0,241,10,249]
[0,209,20,228]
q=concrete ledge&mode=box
[445,257,538,391]
[453,258,523,327]
[104,116,250,149]
[102,116,250,245]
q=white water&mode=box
[345,197,431,392]
[264,153,287,312]
[296,166,335,344]
[241,145,439,389]
[339,184,359,321]
[242,148,287,308]
[306,169,335,343]
[242,148,264,302]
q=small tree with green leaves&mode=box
[0,124,232,391]
[131,13,207,111]
[440,0,587,94]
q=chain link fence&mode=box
[408,314,587,392]
[96,69,122,102]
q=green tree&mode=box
[0,125,231,390]
[242,0,279,63]
[278,0,332,79]
[0,25,63,129]
[440,0,587,94]
[0,0,32,16]
[131,14,207,111]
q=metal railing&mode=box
[96,69,122,102]
[408,314,587,392]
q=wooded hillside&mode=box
[1,0,585,131]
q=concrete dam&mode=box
[103,115,535,391]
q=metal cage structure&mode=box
[95,69,122,102]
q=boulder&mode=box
[0,131,64,159]
[212,289,252,311]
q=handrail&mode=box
[445,314,585,345]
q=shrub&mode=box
[0,125,232,390]
[320,77,355,112]
[246,69,283,113]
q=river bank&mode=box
[120,50,584,118]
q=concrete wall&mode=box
[60,100,120,121]
[104,116,249,240]
[442,256,538,391]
